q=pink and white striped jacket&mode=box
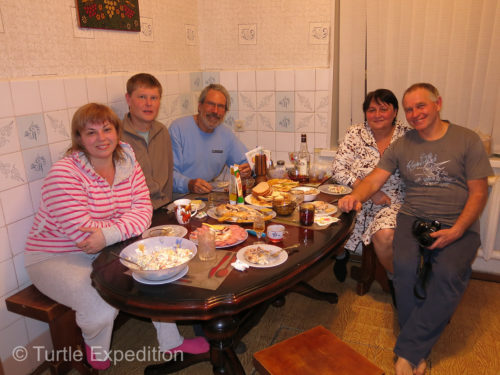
[26,142,152,254]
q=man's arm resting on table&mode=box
[338,168,391,212]
[429,177,489,249]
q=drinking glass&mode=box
[198,227,216,261]
[253,216,266,243]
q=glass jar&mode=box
[268,160,288,179]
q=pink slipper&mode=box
[85,344,111,370]
[168,337,209,354]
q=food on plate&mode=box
[252,181,272,198]
[311,201,337,215]
[131,247,193,270]
[191,200,203,209]
[213,203,273,222]
[328,185,349,194]
[250,181,291,206]
[190,224,247,247]
[211,181,229,192]
[302,188,319,195]
[244,246,278,265]
[267,178,300,192]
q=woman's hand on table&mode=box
[370,190,391,206]
[77,227,106,254]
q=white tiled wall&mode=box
[0,67,331,374]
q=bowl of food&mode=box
[119,237,197,281]
[272,192,297,216]
[291,186,320,202]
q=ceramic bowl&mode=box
[119,237,197,281]
[291,186,320,202]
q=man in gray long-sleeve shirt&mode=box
[122,73,174,209]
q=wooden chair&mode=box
[253,326,384,375]
[350,242,390,295]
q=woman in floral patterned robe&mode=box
[332,89,412,282]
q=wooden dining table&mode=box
[90,192,355,375]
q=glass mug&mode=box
[267,224,287,242]
[173,199,198,225]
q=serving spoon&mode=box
[110,252,143,269]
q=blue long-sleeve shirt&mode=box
[169,116,248,193]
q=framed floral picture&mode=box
[76,0,140,32]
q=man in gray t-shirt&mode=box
[339,83,492,375]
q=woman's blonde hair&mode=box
[67,103,124,161]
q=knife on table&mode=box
[208,253,231,278]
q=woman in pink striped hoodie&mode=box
[24,103,207,370]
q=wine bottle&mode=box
[297,134,310,183]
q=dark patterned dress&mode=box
[332,120,412,253]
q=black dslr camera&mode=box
[411,219,441,299]
[412,219,441,247]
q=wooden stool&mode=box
[350,242,390,295]
[6,285,97,375]
[253,326,384,375]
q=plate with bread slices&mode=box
[246,181,291,208]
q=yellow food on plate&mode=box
[213,203,273,223]
[191,200,203,209]
[267,179,299,192]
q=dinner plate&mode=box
[189,225,249,248]
[132,266,188,285]
[206,207,276,223]
[318,184,352,195]
[142,225,188,239]
[211,181,229,192]
[236,244,288,268]
[244,194,272,208]
[310,201,338,216]
[166,200,205,212]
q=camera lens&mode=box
[412,219,440,247]
[418,233,435,247]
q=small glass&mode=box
[299,203,315,226]
[208,193,216,209]
[198,227,216,261]
[253,216,266,243]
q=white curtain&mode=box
[339,0,500,153]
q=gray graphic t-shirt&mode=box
[378,123,492,231]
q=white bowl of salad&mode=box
[119,236,197,281]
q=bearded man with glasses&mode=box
[169,84,251,194]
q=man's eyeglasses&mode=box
[205,101,226,111]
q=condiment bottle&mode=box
[275,160,287,178]
[229,166,237,204]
